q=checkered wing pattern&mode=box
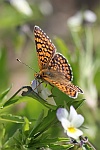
[42,70,83,98]
[34,26,56,70]
[51,80,83,98]
[48,53,73,81]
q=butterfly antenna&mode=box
[16,58,37,73]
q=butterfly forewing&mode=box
[34,26,56,70]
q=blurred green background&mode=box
[0,0,100,149]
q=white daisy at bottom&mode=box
[56,106,84,140]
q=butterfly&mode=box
[34,25,83,98]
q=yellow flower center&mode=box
[67,127,77,133]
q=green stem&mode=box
[81,136,96,150]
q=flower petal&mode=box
[31,80,44,93]
[40,87,56,105]
[67,128,83,139]
[69,106,78,122]
[71,114,84,128]
[84,10,97,23]
[67,11,82,27]
[31,80,39,93]
[68,106,84,127]
[61,118,70,130]
[56,108,68,122]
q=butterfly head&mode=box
[34,73,42,79]
[35,70,54,80]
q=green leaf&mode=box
[26,135,73,149]
[0,87,11,101]
[0,124,6,147]
[54,37,69,56]
[22,86,57,110]
[41,137,70,144]
[33,110,44,130]
[3,129,22,149]
[0,114,25,123]
[23,117,31,132]
[2,97,21,108]
[49,143,73,150]
[0,47,9,91]
[67,99,85,109]
[52,87,72,106]
[29,109,57,138]
[28,110,44,138]
[2,86,26,108]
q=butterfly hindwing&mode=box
[43,75,83,98]
[48,53,73,81]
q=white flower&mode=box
[31,80,56,105]
[67,12,82,27]
[84,10,97,23]
[56,106,84,139]
[10,0,33,16]
[67,10,97,30]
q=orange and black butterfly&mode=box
[34,26,83,98]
